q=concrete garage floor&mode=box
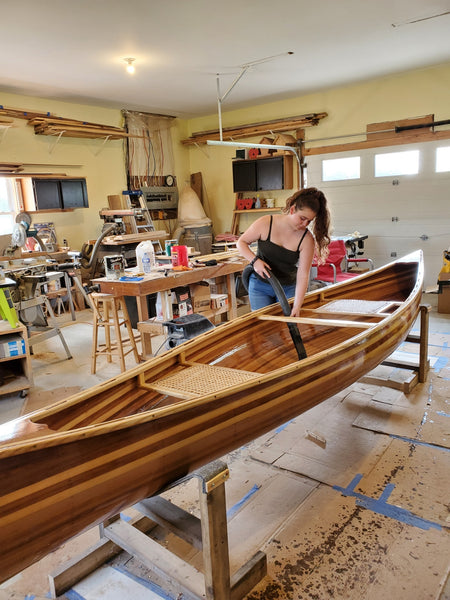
[0,294,449,600]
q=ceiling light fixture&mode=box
[124,57,136,74]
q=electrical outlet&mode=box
[391,251,397,257]
[391,216,399,222]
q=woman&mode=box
[236,187,331,316]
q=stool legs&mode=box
[91,293,140,374]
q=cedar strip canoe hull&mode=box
[0,252,423,582]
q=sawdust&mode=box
[245,507,403,599]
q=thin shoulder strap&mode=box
[266,215,273,240]
[296,228,309,251]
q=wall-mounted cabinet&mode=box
[232,155,293,192]
[32,178,88,210]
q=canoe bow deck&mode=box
[0,251,423,583]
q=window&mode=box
[374,150,419,177]
[0,178,18,234]
[322,156,360,181]
[436,146,450,172]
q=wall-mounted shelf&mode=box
[231,207,282,236]
[0,320,32,397]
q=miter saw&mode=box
[8,212,50,255]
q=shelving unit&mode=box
[231,207,282,236]
[0,320,33,397]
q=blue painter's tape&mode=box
[112,565,173,600]
[227,484,260,519]
[433,356,449,372]
[275,419,293,434]
[119,511,132,522]
[333,473,442,531]
[390,433,450,452]
[437,410,450,418]
[65,590,87,600]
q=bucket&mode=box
[171,245,189,267]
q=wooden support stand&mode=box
[49,460,267,600]
[360,304,431,392]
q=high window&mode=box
[322,156,360,181]
[374,150,419,177]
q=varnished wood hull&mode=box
[0,252,423,582]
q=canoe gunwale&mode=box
[0,252,424,459]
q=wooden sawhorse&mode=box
[49,460,267,600]
[361,304,431,393]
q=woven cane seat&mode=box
[148,364,260,399]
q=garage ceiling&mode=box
[1,0,450,118]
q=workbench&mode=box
[92,258,247,355]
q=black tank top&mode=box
[256,216,308,285]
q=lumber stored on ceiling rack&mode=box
[29,117,129,140]
[181,113,327,145]
[0,105,130,141]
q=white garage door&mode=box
[306,140,450,288]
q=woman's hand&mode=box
[253,257,271,279]
[290,304,301,318]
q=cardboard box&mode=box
[190,282,211,313]
[437,272,450,314]
[210,293,228,310]
[171,286,193,318]
[0,335,26,358]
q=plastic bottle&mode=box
[136,240,156,274]
[142,253,151,274]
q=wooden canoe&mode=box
[0,251,423,582]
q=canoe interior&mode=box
[0,257,420,440]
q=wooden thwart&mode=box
[257,314,376,329]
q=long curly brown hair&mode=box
[284,187,331,262]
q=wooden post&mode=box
[418,304,431,383]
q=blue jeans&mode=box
[248,273,296,311]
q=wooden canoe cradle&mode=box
[49,460,266,600]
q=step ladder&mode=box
[123,191,163,253]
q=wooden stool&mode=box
[91,293,140,374]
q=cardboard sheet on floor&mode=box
[353,372,449,448]
[72,564,163,600]
[226,472,318,572]
[20,385,82,415]
[248,483,450,600]
[354,437,450,527]
[252,388,391,487]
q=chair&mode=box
[312,239,360,284]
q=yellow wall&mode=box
[2,62,449,248]
[0,91,191,250]
[182,62,450,235]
